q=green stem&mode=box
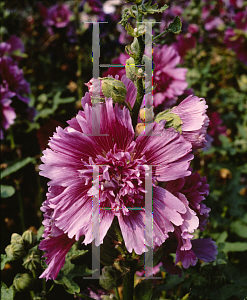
[114,287,121,300]
[132,5,145,129]
[122,270,135,300]
[16,181,25,232]
[152,29,168,41]
[9,127,15,150]
[30,290,35,299]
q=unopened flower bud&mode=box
[13,273,34,292]
[125,57,136,82]
[11,233,23,245]
[23,250,41,271]
[5,242,25,260]
[22,230,37,249]
[101,78,127,104]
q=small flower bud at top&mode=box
[11,233,23,245]
[101,78,127,104]
[22,230,37,249]
[13,273,34,292]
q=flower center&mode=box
[87,144,149,215]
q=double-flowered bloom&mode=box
[39,77,216,280]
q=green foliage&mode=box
[0,157,35,179]
[168,16,182,34]
[1,282,15,300]
[54,247,93,294]
[0,185,15,198]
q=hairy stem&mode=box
[132,7,145,129]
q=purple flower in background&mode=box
[207,111,227,146]
[173,34,197,60]
[43,4,72,28]
[0,56,30,103]
[39,98,194,280]
[0,35,24,60]
[0,84,16,139]
[152,45,188,108]
[103,53,129,78]
[224,8,247,64]
[170,95,209,149]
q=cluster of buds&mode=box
[4,230,41,293]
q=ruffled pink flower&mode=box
[152,45,188,107]
[170,95,209,149]
[0,84,16,139]
[39,98,194,280]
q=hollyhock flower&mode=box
[0,84,16,139]
[170,95,209,150]
[39,97,194,280]
[164,171,217,269]
[44,4,72,28]
[152,45,188,108]
[0,57,30,103]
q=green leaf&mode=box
[168,16,182,34]
[140,1,168,15]
[37,225,45,241]
[221,242,247,254]
[1,157,36,179]
[54,260,94,294]
[231,220,247,238]
[1,254,13,270]
[135,280,154,300]
[1,185,15,198]
[11,49,28,58]
[1,282,15,300]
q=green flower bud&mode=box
[22,230,37,248]
[5,243,25,260]
[125,57,136,82]
[23,250,41,271]
[13,273,34,292]
[10,233,23,245]
[155,110,183,133]
[101,78,127,104]
[99,266,122,290]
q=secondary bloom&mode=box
[152,45,188,108]
[162,171,217,272]
[39,96,194,280]
[0,84,16,139]
[170,95,209,149]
